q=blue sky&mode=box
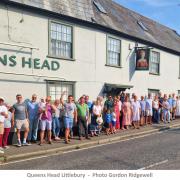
[114,0,180,34]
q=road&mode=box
[1,127,180,170]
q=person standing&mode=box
[175,96,180,118]
[152,95,160,124]
[114,98,120,130]
[172,93,176,120]
[145,94,153,125]
[61,95,77,144]
[39,96,55,145]
[111,109,116,133]
[27,94,39,143]
[0,97,8,154]
[168,94,173,121]
[52,99,61,141]
[122,96,132,130]
[158,92,164,122]
[12,94,30,147]
[76,96,90,140]
[139,96,146,126]
[91,98,103,136]
[104,95,114,113]
[162,94,171,123]
[85,95,93,132]
[117,95,123,129]
[105,109,111,135]
[2,104,12,149]
[131,96,141,129]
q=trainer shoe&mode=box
[16,141,22,147]
[22,142,31,146]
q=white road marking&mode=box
[138,160,169,170]
[0,131,163,166]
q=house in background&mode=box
[0,0,179,103]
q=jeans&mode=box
[163,110,170,123]
[78,116,88,138]
[28,116,39,141]
[153,108,160,123]
[52,117,60,137]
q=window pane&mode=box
[107,37,121,66]
[150,51,160,74]
[50,22,72,58]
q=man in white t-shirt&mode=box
[0,97,8,154]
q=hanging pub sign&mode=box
[135,47,150,70]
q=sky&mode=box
[114,0,180,34]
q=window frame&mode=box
[106,35,122,68]
[148,88,160,98]
[149,50,160,75]
[48,20,75,61]
[178,90,180,96]
[46,80,75,101]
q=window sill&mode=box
[105,64,122,69]
[47,55,76,61]
[149,72,160,76]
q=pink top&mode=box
[41,103,52,121]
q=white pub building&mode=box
[0,0,180,103]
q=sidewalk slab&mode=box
[0,119,180,163]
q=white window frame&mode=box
[150,51,160,75]
[107,36,121,67]
[49,21,73,60]
[47,81,75,101]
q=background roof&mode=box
[5,0,180,54]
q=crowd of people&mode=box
[0,92,180,154]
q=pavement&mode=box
[0,119,180,164]
[1,124,180,170]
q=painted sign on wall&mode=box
[0,55,60,71]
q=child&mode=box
[105,109,111,135]
[111,109,116,134]
[3,104,12,149]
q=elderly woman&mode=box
[122,96,132,130]
[176,96,180,118]
[131,95,141,129]
[90,98,103,137]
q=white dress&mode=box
[176,99,180,116]
[131,101,140,121]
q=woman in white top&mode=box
[152,95,160,123]
[91,98,102,136]
[176,96,180,117]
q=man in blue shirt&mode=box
[27,94,39,143]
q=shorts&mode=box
[141,110,146,117]
[0,122,4,134]
[146,110,153,116]
[111,121,116,127]
[15,119,29,130]
[64,117,73,129]
[40,119,52,131]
